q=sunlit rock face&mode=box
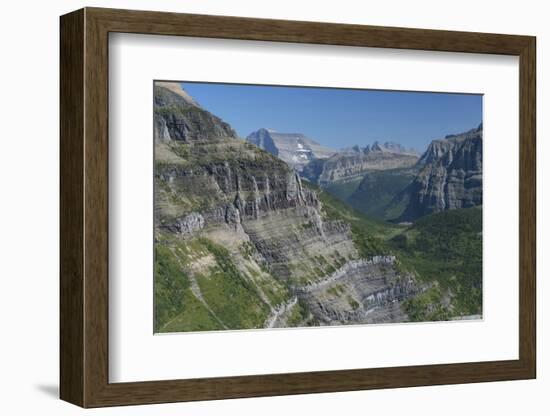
[396,125,482,221]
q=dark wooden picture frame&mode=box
[60,7,536,408]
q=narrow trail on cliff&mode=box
[264,296,298,328]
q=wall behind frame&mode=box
[0,0,546,415]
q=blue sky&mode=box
[182,82,482,152]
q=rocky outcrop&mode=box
[264,297,298,328]
[154,81,238,143]
[302,142,419,185]
[164,174,321,236]
[246,128,336,171]
[155,81,202,107]
[298,258,418,325]
[171,212,205,235]
[295,257,397,293]
[394,124,482,221]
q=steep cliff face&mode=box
[246,128,336,171]
[302,142,419,186]
[393,125,482,222]
[244,128,279,156]
[295,257,418,324]
[154,82,419,332]
[154,82,238,143]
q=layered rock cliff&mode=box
[393,124,483,221]
[154,82,238,143]
[153,82,419,332]
[302,142,419,186]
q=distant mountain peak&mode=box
[443,123,483,140]
[342,141,419,156]
[420,124,483,166]
[247,128,336,170]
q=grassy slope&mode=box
[334,168,415,220]
[154,244,225,332]
[322,176,363,201]
[154,234,277,333]
[389,207,483,320]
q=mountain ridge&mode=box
[387,124,483,221]
[302,142,419,186]
[154,83,238,143]
[246,128,337,171]
[341,141,419,156]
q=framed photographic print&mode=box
[60,7,536,408]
